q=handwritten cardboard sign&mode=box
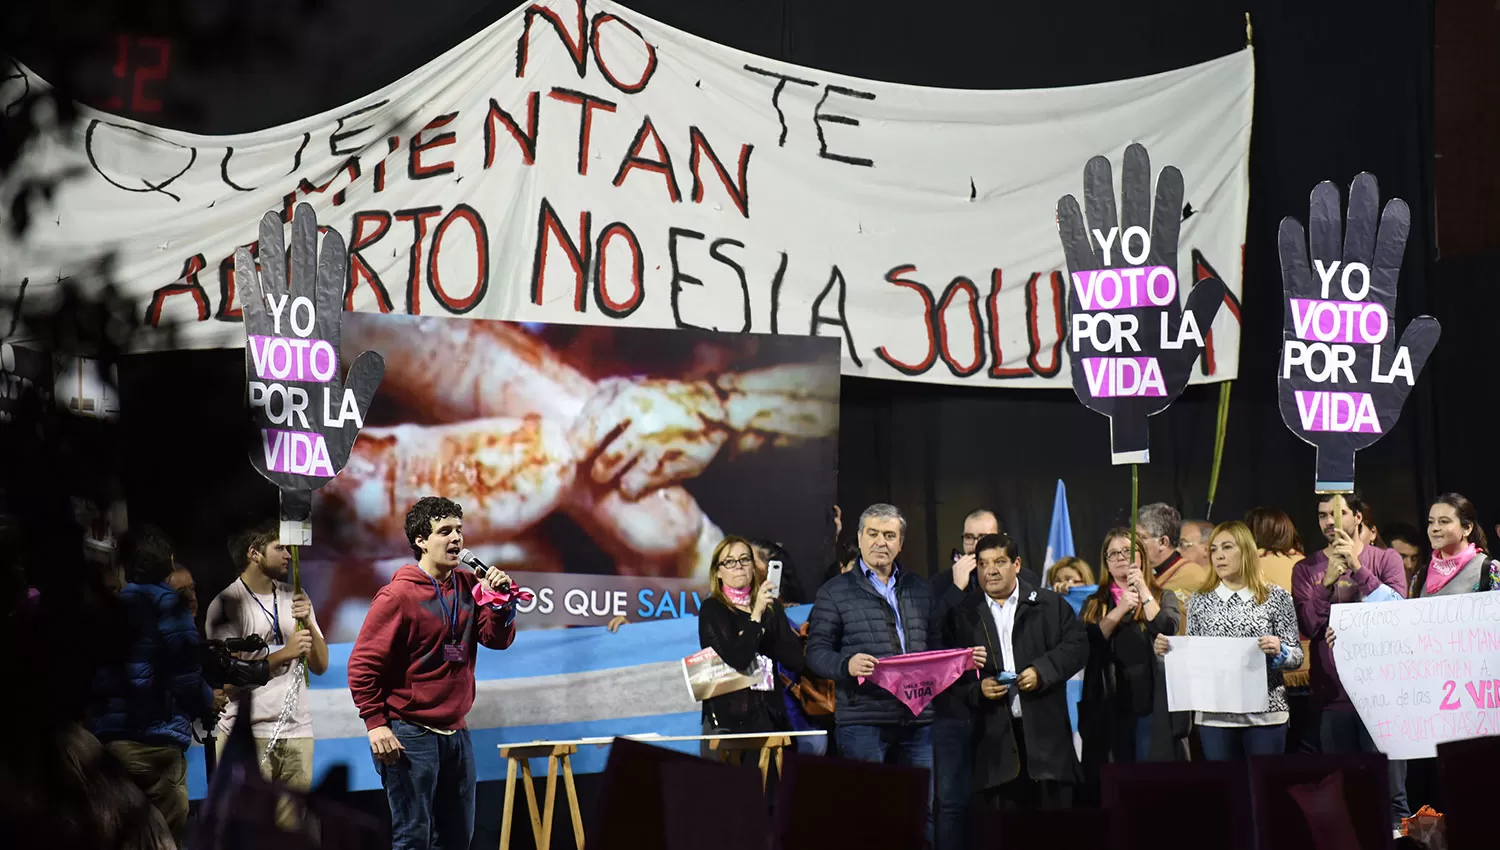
[1276,174,1441,492]
[239,204,385,543]
[1057,144,1226,463]
[1332,595,1500,760]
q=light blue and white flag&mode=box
[1044,478,1077,568]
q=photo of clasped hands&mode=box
[321,320,839,578]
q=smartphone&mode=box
[766,559,784,598]
[994,670,1018,686]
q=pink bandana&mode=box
[1424,544,1478,596]
[722,584,752,606]
[472,581,534,608]
[858,648,977,716]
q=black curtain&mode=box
[8,0,1467,588]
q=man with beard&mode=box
[206,523,328,823]
[1292,493,1409,830]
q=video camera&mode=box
[203,635,271,689]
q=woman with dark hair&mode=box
[1408,493,1499,597]
[1382,522,1426,595]
[749,538,807,605]
[1079,528,1182,778]
[698,536,805,743]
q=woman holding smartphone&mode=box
[1079,528,1182,778]
[1155,521,1303,759]
[698,536,805,744]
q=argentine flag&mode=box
[1044,478,1076,566]
[1044,478,1089,757]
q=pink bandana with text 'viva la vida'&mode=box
[858,647,978,716]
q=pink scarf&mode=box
[722,584,752,606]
[1110,584,1125,606]
[1424,544,1478,596]
[473,581,534,607]
[858,648,977,716]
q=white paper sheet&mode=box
[1164,636,1269,713]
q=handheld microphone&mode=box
[458,548,510,591]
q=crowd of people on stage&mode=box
[17,486,1494,850]
[697,492,1497,850]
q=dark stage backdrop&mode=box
[14,0,1475,601]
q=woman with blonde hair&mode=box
[1079,529,1182,777]
[697,536,805,742]
[1155,521,1303,760]
[1047,556,1095,593]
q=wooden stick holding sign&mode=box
[237,204,385,680]
[1275,174,1440,493]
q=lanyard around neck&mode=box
[240,578,282,643]
[430,574,459,642]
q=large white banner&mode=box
[1,0,1253,388]
[1333,595,1500,760]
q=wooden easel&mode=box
[708,733,793,791]
[499,742,586,850]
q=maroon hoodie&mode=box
[348,565,516,732]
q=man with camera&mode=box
[205,523,328,824]
[89,526,216,845]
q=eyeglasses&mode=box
[1105,549,1134,563]
[717,556,754,570]
[961,533,986,543]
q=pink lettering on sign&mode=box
[261,428,334,477]
[1082,357,1166,397]
[248,335,339,383]
[1294,391,1381,433]
[1440,679,1500,710]
[1289,299,1389,344]
[1072,266,1176,311]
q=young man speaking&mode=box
[348,496,519,850]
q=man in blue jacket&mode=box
[90,526,216,843]
[809,503,978,843]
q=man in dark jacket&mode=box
[929,507,999,850]
[808,503,947,842]
[89,526,216,843]
[946,533,1086,810]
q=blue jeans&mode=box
[838,724,934,842]
[931,717,971,850]
[1198,723,1287,761]
[375,719,476,850]
[1133,714,1153,762]
[795,733,828,757]
[1320,708,1409,828]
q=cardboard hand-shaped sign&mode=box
[1057,144,1226,464]
[1276,174,1440,492]
[239,204,385,543]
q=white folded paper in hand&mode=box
[681,647,760,702]
[1164,636,1269,713]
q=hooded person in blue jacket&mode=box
[90,525,215,843]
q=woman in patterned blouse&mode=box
[1154,521,1304,760]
